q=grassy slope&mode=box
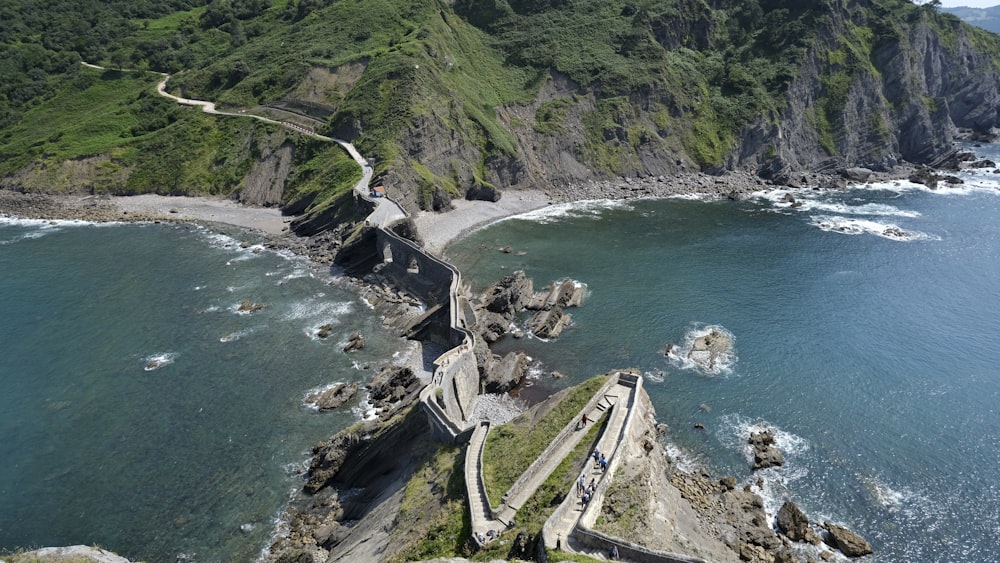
[6,0,1000,214]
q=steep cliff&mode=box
[5,0,1000,227]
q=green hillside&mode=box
[2,0,999,231]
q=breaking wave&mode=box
[809,215,938,241]
[664,324,737,376]
[142,352,177,371]
[507,199,634,225]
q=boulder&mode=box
[483,351,528,393]
[842,167,873,182]
[823,522,873,557]
[776,501,813,542]
[466,183,502,202]
[749,429,784,470]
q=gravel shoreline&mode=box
[0,167,915,259]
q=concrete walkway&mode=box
[468,372,640,547]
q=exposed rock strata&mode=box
[366,365,420,414]
[305,383,358,411]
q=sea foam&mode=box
[665,324,737,376]
[507,199,634,225]
[142,352,177,371]
[809,215,938,241]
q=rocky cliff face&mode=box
[751,4,1000,180]
[374,1,1000,213]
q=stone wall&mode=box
[374,226,479,442]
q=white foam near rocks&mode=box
[142,352,176,371]
[808,215,938,241]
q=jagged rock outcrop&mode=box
[343,331,365,352]
[306,383,359,410]
[823,521,873,558]
[749,429,784,470]
[776,501,818,544]
[305,432,363,494]
[366,365,420,412]
[475,270,534,343]
[483,351,528,393]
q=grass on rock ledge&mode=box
[481,375,607,507]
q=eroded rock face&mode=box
[305,433,362,494]
[476,270,534,343]
[366,365,420,411]
[823,522,873,557]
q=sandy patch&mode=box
[112,194,290,235]
[412,190,552,255]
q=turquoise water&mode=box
[0,221,404,562]
[447,151,1000,561]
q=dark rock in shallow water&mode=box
[342,331,365,352]
[777,501,816,543]
[823,521,873,557]
[749,429,784,470]
[306,383,359,410]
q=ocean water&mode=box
[0,221,406,562]
[447,146,1000,562]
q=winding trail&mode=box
[82,62,405,228]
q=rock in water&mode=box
[237,299,265,313]
[343,332,365,352]
[306,383,359,410]
[749,429,784,470]
[777,501,815,543]
[823,521,873,557]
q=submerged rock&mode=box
[343,331,365,352]
[237,299,265,313]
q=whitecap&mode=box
[661,441,701,474]
[283,297,353,322]
[351,390,379,421]
[506,199,634,225]
[220,326,261,342]
[665,323,737,376]
[643,369,666,383]
[716,414,812,519]
[142,352,177,371]
[809,215,938,241]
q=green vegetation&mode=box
[481,375,606,504]
[391,445,473,562]
[475,415,605,561]
[534,97,575,136]
[3,0,999,217]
